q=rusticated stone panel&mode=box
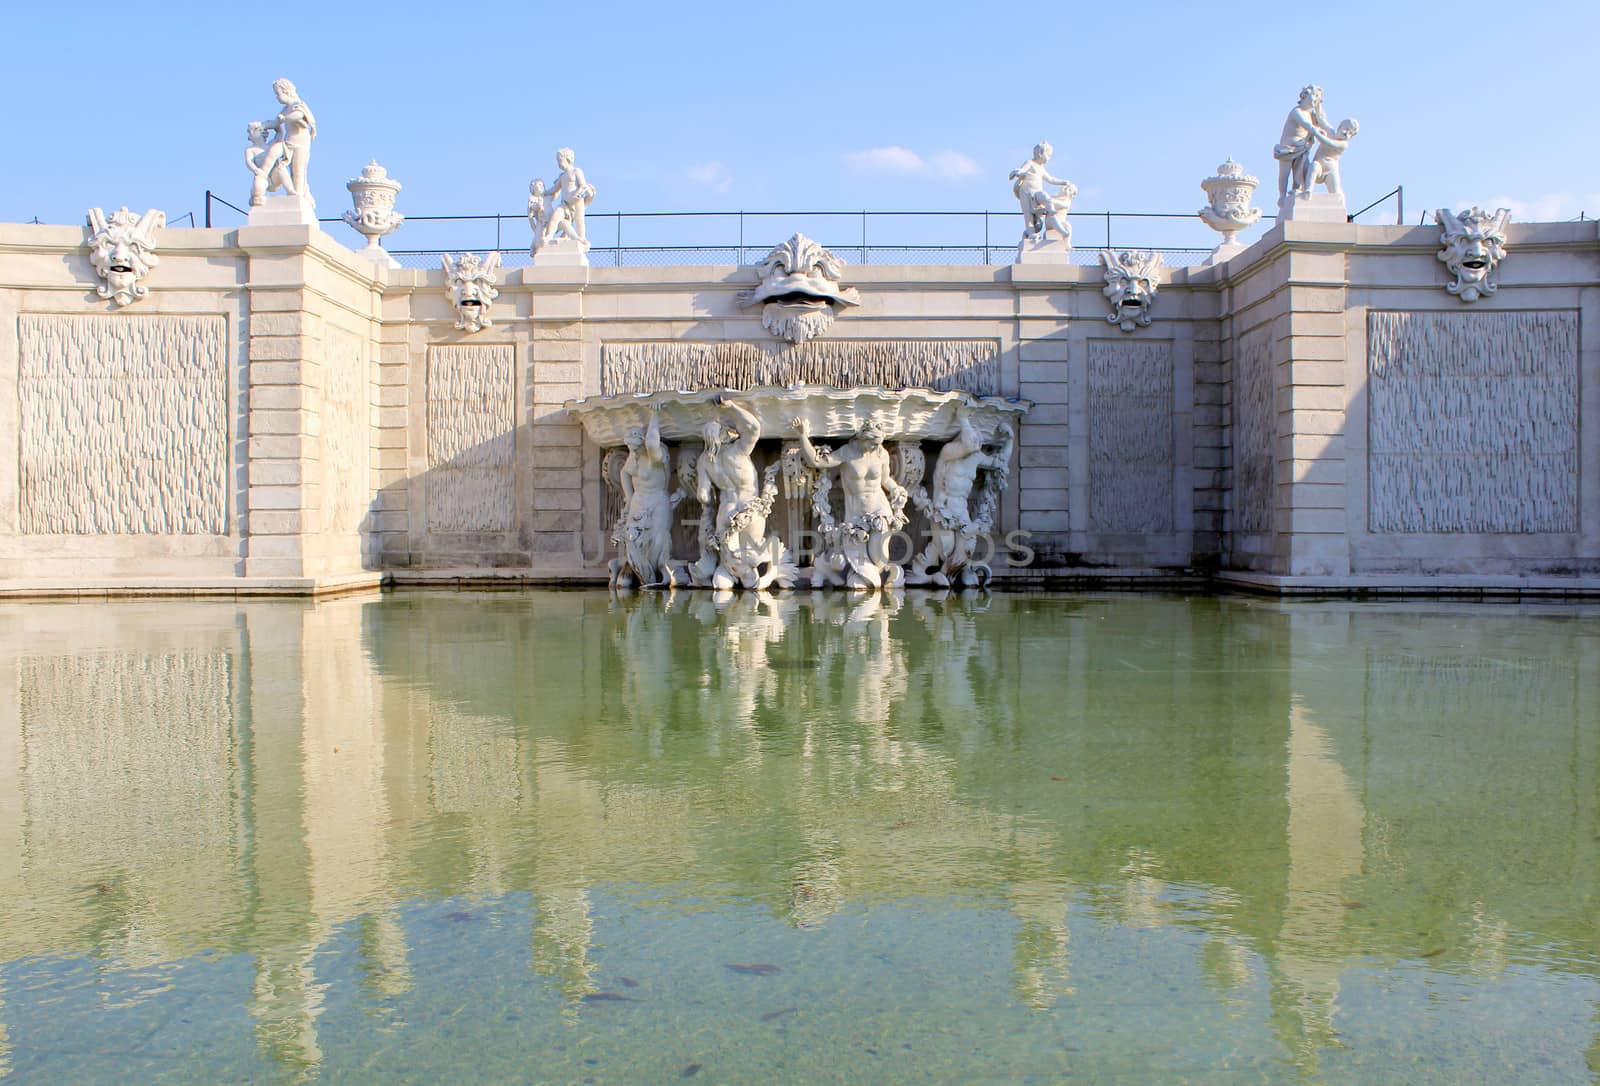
[322,326,371,534]
[1088,340,1172,532]
[1233,326,1275,535]
[602,340,1000,396]
[1368,311,1577,533]
[427,344,515,532]
[18,314,227,534]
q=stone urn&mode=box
[1198,158,1262,262]
[343,161,404,267]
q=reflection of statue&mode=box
[1009,141,1076,245]
[247,78,316,207]
[692,399,795,591]
[611,407,682,588]
[86,206,165,307]
[910,409,1014,587]
[793,418,908,590]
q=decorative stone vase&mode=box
[1198,158,1262,262]
[343,161,404,268]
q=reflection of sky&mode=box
[0,591,1598,1082]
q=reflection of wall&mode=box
[1368,311,1578,533]
[1088,339,1172,532]
[17,315,227,534]
[426,344,515,533]
[602,341,1001,396]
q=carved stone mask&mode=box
[1436,207,1510,304]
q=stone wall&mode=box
[0,217,1597,594]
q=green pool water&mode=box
[0,589,1597,1084]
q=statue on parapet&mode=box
[611,405,683,589]
[692,398,796,591]
[247,78,316,208]
[793,417,909,591]
[1009,141,1077,246]
[528,148,596,257]
[1274,85,1358,202]
[909,408,1014,588]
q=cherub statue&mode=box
[246,78,316,207]
[1009,141,1077,245]
[1307,119,1359,197]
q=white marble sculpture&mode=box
[908,408,1015,588]
[246,79,316,223]
[85,207,164,307]
[737,234,861,344]
[1435,207,1510,303]
[1273,86,1357,221]
[691,399,797,591]
[527,148,595,265]
[792,417,909,590]
[1198,158,1262,262]
[610,407,683,588]
[1010,141,1077,261]
[1100,250,1163,331]
[441,252,501,333]
[343,161,403,268]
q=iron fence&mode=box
[201,192,1315,268]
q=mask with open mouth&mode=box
[737,233,861,344]
[1436,207,1510,303]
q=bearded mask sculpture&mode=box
[86,207,165,307]
[737,233,861,344]
[1435,207,1510,303]
[442,251,501,333]
[1100,249,1163,332]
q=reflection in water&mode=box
[0,592,1597,1082]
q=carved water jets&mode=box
[737,234,861,344]
[343,161,404,267]
[86,207,163,307]
[1198,159,1261,262]
[442,252,501,333]
[1100,250,1163,331]
[1436,207,1510,303]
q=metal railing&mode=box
[212,190,1494,268]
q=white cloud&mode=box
[687,161,733,193]
[1464,191,1600,222]
[927,150,980,179]
[843,146,927,174]
[842,146,980,181]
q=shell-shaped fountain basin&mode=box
[564,385,1032,447]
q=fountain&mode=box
[565,386,1030,590]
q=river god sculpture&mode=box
[793,418,909,590]
[1100,250,1163,331]
[909,408,1015,588]
[442,252,501,333]
[1435,207,1510,303]
[610,407,683,588]
[86,207,164,307]
[691,399,797,591]
[737,234,861,344]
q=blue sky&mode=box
[5,0,1597,253]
